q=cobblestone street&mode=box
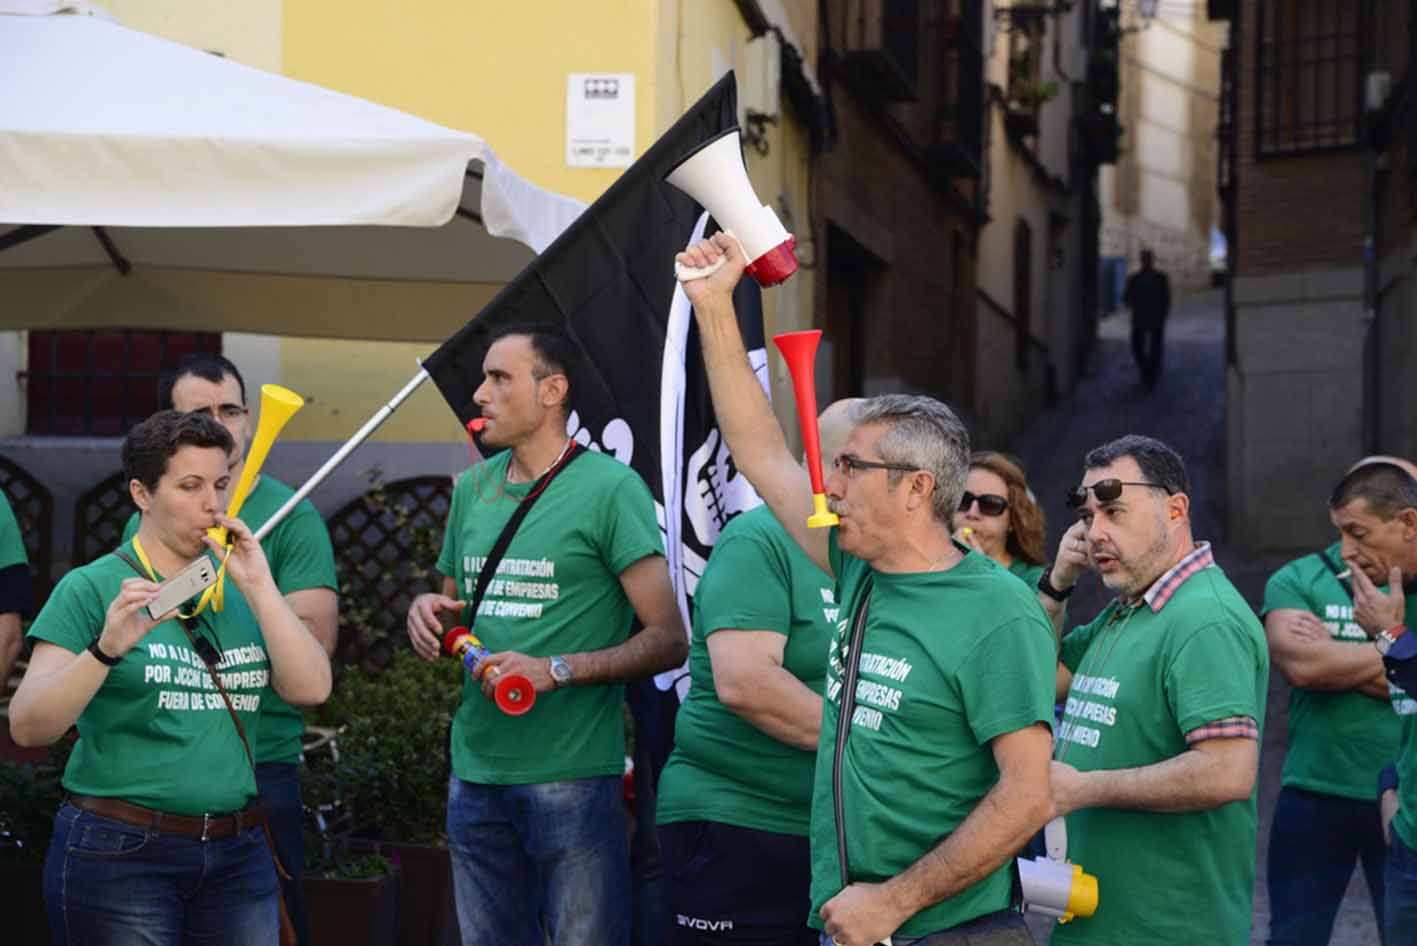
[1001,290,1380,946]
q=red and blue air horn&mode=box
[442,626,536,716]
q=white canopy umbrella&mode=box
[0,0,585,342]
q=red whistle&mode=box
[467,417,486,434]
[442,627,535,716]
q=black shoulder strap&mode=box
[467,443,584,624]
[833,576,873,889]
[1317,548,1353,602]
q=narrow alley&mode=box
[1003,291,1379,946]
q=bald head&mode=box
[816,398,865,470]
[1350,455,1417,480]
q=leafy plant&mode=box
[0,736,75,863]
[1012,80,1060,110]
[304,649,465,845]
[332,468,449,677]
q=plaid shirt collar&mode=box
[1119,542,1215,614]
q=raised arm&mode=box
[214,516,331,706]
[678,235,830,576]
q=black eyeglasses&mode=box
[1066,479,1173,509]
[833,453,919,479]
[958,491,1009,517]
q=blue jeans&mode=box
[1387,830,1417,943]
[256,762,308,946]
[446,774,630,946]
[43,801,278,945]
[1267,786,1386,946]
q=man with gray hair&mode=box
[675,235,1056,946]
[1038,434,1268,945]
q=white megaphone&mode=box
[1017,817,1098,924]
[665,128,799,287]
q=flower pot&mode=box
[0,860,54,946]
[304,864,400,946]
[355,840,460,946]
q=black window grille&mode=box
[1255,0,1370,156]
[23,330,221,436]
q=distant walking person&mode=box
[1124,249,1171,388]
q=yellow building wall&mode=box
[100,0,284,71]
[155,0,816,445]
[277,0,817,444]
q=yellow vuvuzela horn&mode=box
[209,384,305,546]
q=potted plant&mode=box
[307,649,466,946]
[0,736,73,946]
[302,774,400,946]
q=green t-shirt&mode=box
[1381,583,1417,850]
[1262,545,1402,799]
[656,505,835,836]
[1007,559,1045,588]
[0,489,27,570]
[123,475,337,764]
[1053,562,1268,946]
[436,448,664,785]
[808,533,1057,938]
[26,542,273,814]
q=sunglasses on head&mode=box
[958,491,1009,517]
[1066,479,1173,509]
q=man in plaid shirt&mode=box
[1035,435,1269,946]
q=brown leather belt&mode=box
[68,794,266,842]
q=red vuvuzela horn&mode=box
[442,626,536,716]
[772,330,838,529]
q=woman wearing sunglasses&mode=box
[951,452,1052,592]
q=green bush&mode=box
[0,737,74,863]
[304,649,464,846]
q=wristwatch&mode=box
[87,638,122,667]
[1038,568,1075,603]
[548,655,573,688]
[1376,625,1408,657]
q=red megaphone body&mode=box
[442,626,536,716]
[772,330,838,529]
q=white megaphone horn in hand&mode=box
[665,128,798,287]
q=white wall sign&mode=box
[566,73,635,168]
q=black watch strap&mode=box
[87,638,122,667]
[1038,568,1075,602]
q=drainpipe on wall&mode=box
[1362,71,1390,454]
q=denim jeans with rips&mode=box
[42,801,278,946]
[446,773,630,946]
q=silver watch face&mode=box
[550,657,572,685]
[1377,634,1395,657]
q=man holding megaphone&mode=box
[120,353,339,946]
[676,234,1057,946]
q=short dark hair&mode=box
[1329,462,1417,520]
[488,323,580,416]
[123,410,234,491]
[158,352,246,410]
[1084,434,1189,496]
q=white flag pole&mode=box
[253,365,432,542]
